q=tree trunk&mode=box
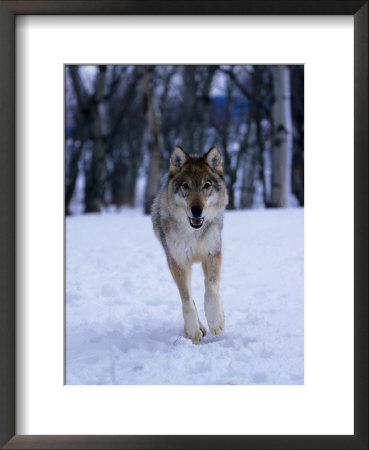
[69,65,110,213]
[220,77,235,209]
[236,111,254,209]
[111,146,127,207]
[84,138,109,213]
[180,65,197,153]
[240,122,257,208]
[65,139,83,215]
[143,67,162,215]
[255,118,271,208]
[126,129,145,207]
[271,66,293,207]
[198,66,218,151]
[290,65,304,206]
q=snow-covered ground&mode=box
[66,208,304,385]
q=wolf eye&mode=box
[182,182,190,190]
[203,182,211,189]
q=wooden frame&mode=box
[0,1,367,448]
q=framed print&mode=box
[64,63,305,386]
[0,1,367,449]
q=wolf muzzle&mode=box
[189,205,204,228]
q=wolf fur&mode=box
[151,146,228,343]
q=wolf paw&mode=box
[185,321,206,344]
[208,310,225,336]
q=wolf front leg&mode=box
[202,252,225,336]
[167,258,206,344]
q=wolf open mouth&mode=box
[189,217,204,229]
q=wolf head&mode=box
[168,146,228,230]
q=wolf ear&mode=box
[169,146,189,176]
[204,146,223,175]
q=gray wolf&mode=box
[151,146,228,343]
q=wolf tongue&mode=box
[191,218,203,226]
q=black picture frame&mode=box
[0,1,367,449]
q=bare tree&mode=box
[290,65,304,206]
[68,65,110,212]
[65,68,87,215]
[215,67,254,209]
[271,65,293,207]
[65,138,83,215]
[249,66,274,208]
[83,65,109,212]
[239,121,258,208]
[68,65,142,212]
[197,65,218,151]
[143,66,163,215]
[180,65,197,153]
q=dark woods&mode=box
[65,65,304,215]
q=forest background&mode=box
[65,64,304,215]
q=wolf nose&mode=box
[191,205,203,217]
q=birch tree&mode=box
[271,65,293,207]
[68,65,142,212]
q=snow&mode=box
[66,207,304,385]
